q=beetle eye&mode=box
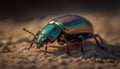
[42,37,48,43]
[42,38,45,42]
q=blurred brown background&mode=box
[0,0,120,21]
[0,0,120,44]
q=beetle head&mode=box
[23,28,48,49]
[36,34,49,48]
[23,28,49,49]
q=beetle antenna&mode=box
[23,28,35,36]
[27,29,41,50]
[23,28,41,50]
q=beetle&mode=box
[23,15,107,56]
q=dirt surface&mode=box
[0,13,120,69]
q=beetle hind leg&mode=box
[94,34,105,43]
[93,34,107,50]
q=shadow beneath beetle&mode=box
[42,41,120,60]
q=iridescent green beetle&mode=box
[23,15,106,55]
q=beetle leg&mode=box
[66,43,72,56]
[93,35,107,50]
[44,44,48,55]
[57,34,66,45]
[94,34,105,43]
[80,37,85,54]
[57,36,63,45]
[61,33,72,56]
[65,40,72,56]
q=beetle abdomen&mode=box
[49,15,94,34]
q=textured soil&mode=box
[0,13,120,69]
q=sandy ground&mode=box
[0,13,120,69]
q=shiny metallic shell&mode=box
[40,24,61,41]
[49,15,94,34]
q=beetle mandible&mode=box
[23,15,107,56]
